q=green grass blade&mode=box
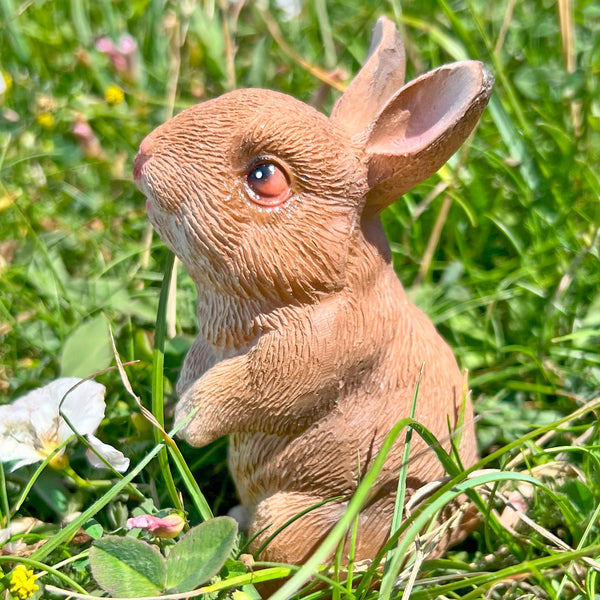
[314,0,336,69]
[0,0,30,61]
[380,470,551,599]
[12,202,73,320]
[383,370,421,584]
[26,441,163,564]
[152,251,182,511]
[151,251,213,521]
[0,461,7,528]
[410,543,600,599]
[486,94,541,193]
[69,0,92,46]
[556,501,600,598]
[166,442,213,522]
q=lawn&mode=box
[1,0,600,598]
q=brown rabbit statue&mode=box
[134,17,493,569]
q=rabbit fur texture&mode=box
[134,17,493,569]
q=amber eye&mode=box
[245,161,291,207]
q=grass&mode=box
[1,0,600,598]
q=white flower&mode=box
[0,378,129,472]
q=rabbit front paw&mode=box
[173,357,250,447]
[173,384,220,447]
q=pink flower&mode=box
[72,116,106,161]
[95,34,141,83]
[126,513,185,539]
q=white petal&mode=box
[85,434,129,472]
[18,378,84,442]
[0,438,43,471]
[0,404,36,442]
[0,403,42,469]
[3,385,57,444]
[55,379,106,440]
[0,378,106,471]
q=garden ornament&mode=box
[134,16,493,567]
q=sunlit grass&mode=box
[1,0,599,598]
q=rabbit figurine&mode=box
[134,17,493,567]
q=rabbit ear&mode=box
[361,61,494,214]
[330,17,406,136]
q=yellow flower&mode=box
[104,85,124,106]
[36,112,55,129]
[9,565,39,600]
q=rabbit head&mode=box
[135,90,366,303]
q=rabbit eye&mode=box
[245,161,291,207]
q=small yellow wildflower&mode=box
[36,112,55,129]
[9,565,39,600]
[104,85,124,106]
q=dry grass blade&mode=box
[558,0,582,135]
[498,485,600,573]
[494,0,517,54]
[257,8,346,91]
[108,325,169,438]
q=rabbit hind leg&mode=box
[249,491,347,565]
[248,491,401,565]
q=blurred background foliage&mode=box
[0,0,599,459]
